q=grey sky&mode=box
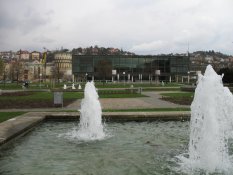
[0,0,233,55]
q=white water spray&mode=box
[179,65,233,173]
[77,81,106,140]
[63,81,106,141]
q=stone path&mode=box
[65,91,189,110]
[140,91,189,108]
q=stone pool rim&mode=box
[0,111,190,146]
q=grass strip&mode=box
[0,112,26,123]
[160,92,194,98]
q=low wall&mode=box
[0,111,190,146]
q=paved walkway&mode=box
[66,91,189,110]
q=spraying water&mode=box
[76,81,106,140]
[62,81,106,141]
[178,65,233,174]
[72,83,76,89]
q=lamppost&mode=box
[187,71,190,84]
[123,72,125,86]
[155,70,160,84]
[112,69,116,82]
[85,73,88,82]
[39,73,42,88]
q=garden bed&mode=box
[160,92,194,105]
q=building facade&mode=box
[31,51,40,61]
[72,55,190,82]
[54,52,72,76]
[16,50,30,60]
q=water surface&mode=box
[0,121,197,175]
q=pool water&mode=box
[0,121,199,175]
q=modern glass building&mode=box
[72,54,190,82]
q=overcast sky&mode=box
[0,0,233,55]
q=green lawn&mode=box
[0,91,82,109]
[0,83,23,90]
[95,82,181,88]
[0,82,182,90]
[0,112,26,123]
[142,87,180,91]
[0,91,146,109]
[160,92,194,98]
[0,107,191,123]
[0,91,145,101]
[0,91,97,100]
[160,92,194,105]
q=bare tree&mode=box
[9,60,24,84]
[0,59,4,79]
[50,65,64,84]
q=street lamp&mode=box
[123,72,125,86]
[187,71,190,84]
[155,70,160,84]
[39,73,42,88]
[112,69,117,82]
[85,73,88,82]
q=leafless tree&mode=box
[0,59,4,79]
[50,65,64,83]
[9,60,24,84]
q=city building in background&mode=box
[72,54,190,82]
[54,52,72,80]
[1,47,233,84]
[16,50,30,60]
[30,51,40,61]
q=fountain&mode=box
[66,81,106,141]
[72,83,76,89]
[161,81,164,86]
[63,84,67,89]
[1,65,233,174]
[178,65,233,174]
